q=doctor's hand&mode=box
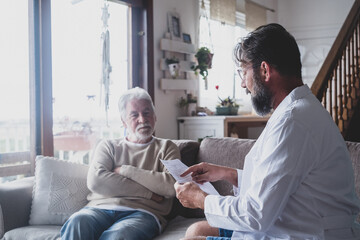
[180,162,223,184]
[181,162,238,187]
[174,182,208,209]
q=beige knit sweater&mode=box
[86,137,181,230]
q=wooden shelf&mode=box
[159,38,198,93]
[160,38,196,54]
[160,59,196,72]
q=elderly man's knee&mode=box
[185,221,218,238]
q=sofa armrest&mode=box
[0,177,34,238]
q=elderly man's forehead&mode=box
[129,98,150,104]
[126,98,153,109]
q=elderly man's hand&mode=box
[113,166,164,203]
[151,193,164,203]
[174,182,208,209]
[113,166,121,174]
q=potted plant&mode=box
[192,47,214,89]
[165,57,180,79]
[216,96,239,115]
[177,94,197,116]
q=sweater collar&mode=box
[124,136,155,147]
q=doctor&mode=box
[175,23,360,240]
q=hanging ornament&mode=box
[192,47,213,90]
[100,1,112,126]
[197,0,214,90]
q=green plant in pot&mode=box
[177,93,197,116]
[192,47,213,89]
[216,96,239,115]
[166,57,180,79]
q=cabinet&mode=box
[160,38,198,92]
[177,115,269,141]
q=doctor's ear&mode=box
[260,61,270,80]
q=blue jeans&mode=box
[206,228,234,240]
[61,207,160,240]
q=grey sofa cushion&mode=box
[172,139,200,167]
[0,177,34,237]
[346,141,360,199]
[197,137,255,196]
[0,205,3,238]
[3,225,61,240]
[346,141,360,222]
[167,140,201,219]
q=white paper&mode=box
[161,159,219,195]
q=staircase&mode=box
[311,0,360,142]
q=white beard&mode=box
[127,123,154,141]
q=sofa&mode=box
[0,137,359,240]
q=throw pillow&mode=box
[29,156,90,225]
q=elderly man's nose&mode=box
[138,114,146,123]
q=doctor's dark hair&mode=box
[118,87,155,121]
[234,23,302,79]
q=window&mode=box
[198,1,252,113]
[51,1,130,163]
[0,1,31,183]
[0,0,154,182]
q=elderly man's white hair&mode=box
[118,87,155,121]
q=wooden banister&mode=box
[311,0,360,137]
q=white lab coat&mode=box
[204,85,360,239]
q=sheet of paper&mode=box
[161,159,219,195]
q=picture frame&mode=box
[167,11,182,41]
[182,33,191,43]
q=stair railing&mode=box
[311,0,360,136]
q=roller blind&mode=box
[245,0,266,31]
[210,0,236,26]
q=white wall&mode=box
[153,0,355,139]
[276,0,354,86]
[153,0,199,139]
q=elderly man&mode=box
[61,87,180,240]
[175,23,360,239]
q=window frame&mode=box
[128,0,154,100]
[0,0,154,179]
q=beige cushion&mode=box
[29,156,90,225]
